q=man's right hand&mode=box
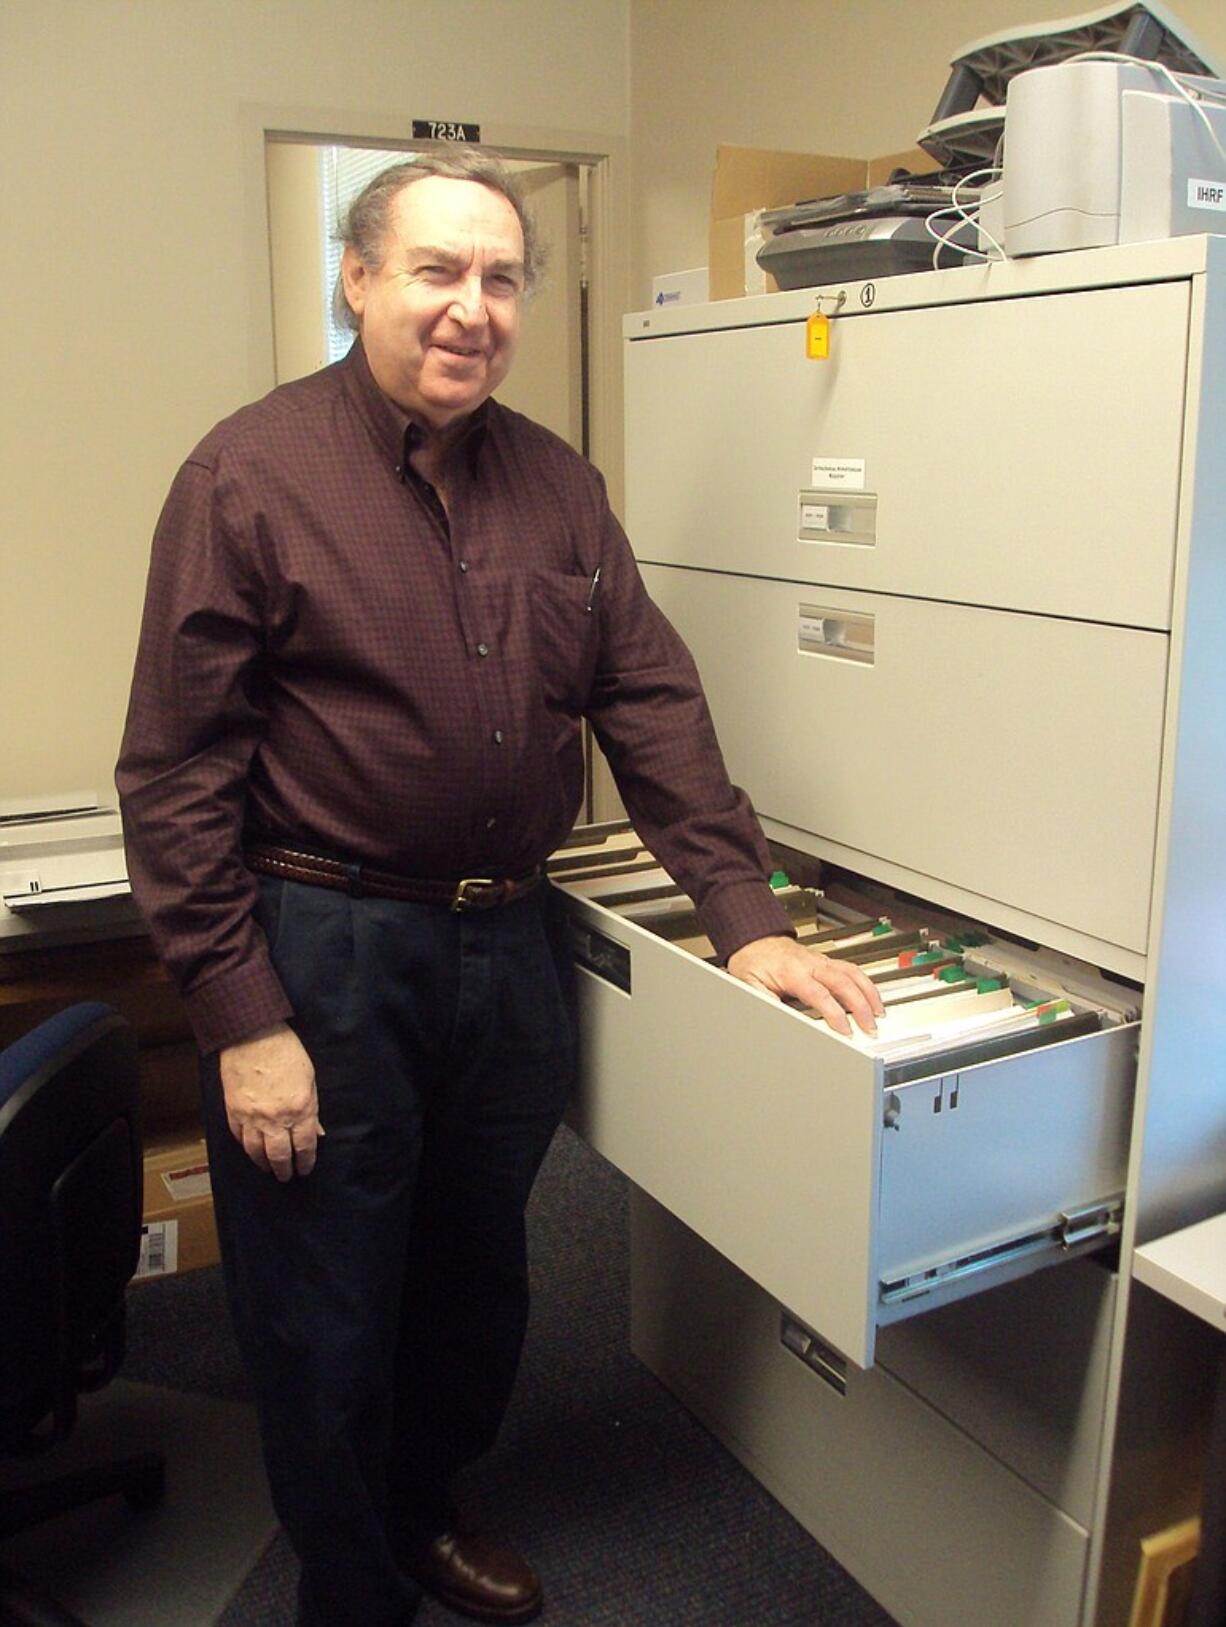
[218,1022,324,1180]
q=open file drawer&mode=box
[561,845,1138,1370]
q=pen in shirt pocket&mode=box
[585,566,602,612]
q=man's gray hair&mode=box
[332,148,544,333]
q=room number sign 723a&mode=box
[411,119,481,143]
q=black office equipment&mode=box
[0,1003,164,1627]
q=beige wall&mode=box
[1,0,629,803]
[628,0,1226,303]
[8,0,1226,805]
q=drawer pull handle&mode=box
[798,488,877,546]
[798,604,875,665]
[780,1313,847,1395]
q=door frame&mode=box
[241,102,629,515]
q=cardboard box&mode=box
[651,266,710,309]
[133,1132,219,1282]
[709,143,933,300]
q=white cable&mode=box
[955,166,1006,261]
[923,165,1005,268]
[973,136,1009,262]
[926,211,994,268]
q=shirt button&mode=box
[458,559,470,573]
[476,642,490,657]
[486,816,497,830]
[493,729,504,745]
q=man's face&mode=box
[342,175,525,430]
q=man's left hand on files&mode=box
[726,936,883,1037]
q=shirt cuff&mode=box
[698,879,797,965]
[182,959,295,1054]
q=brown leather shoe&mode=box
[409,1531,543,1623]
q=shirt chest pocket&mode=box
[530,569,600,714]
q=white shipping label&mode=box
[1188,179,1226,212]
[801,503,831,531]
[161,1162,212,1202]
[135,1220,180,1280]
[811,457,865,490]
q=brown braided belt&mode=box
[245,843,544,913]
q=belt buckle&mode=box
[451,877,496,912]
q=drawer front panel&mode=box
[877,1026,1136,1289]
[566,895,883,1366]
[630,1191,1091,1627]
[626,281,1187,628]
[876,1261,1116,1530]
[643,563,1167,956]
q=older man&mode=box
[118,150,880,1626]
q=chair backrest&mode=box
[0,1003,143,1452]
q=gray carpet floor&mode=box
[123,1128,897,1625]
[0,1380,276,1625]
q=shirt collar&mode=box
[340,339,491,477]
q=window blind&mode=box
[322,146,421,363]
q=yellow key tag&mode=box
[806,310,830,359]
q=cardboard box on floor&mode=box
[133,1131,219,1282]
[710,143,932,300]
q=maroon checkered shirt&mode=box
[117,342,791,1050]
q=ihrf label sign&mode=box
[1188,178,1226,211]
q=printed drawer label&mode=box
[811,457,866,490]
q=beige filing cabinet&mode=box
[564,236,1226,1627]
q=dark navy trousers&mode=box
[199,878,578,1627]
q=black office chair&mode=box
[0,1002,165,1627]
